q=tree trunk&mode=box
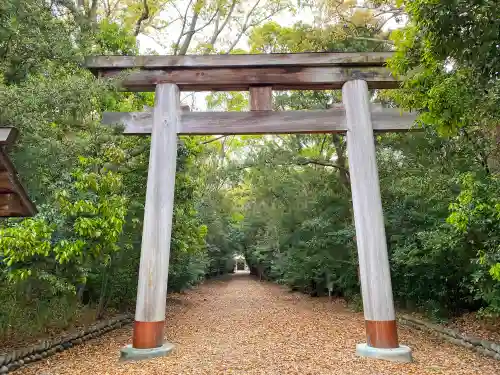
[332,134,350,189]
[486,125,500,173]
[96,268,109,320]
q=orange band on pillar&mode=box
[365,320,398,349]
[133,321,165,349]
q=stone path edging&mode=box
[2,308,500,373]
[399,314,500,361]
[0,314,133,374]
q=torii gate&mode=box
[86,52,417,363]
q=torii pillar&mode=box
[343,80,412,362]
[120,83,178,360]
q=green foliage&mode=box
[198,15,500,323]
[215,19,387,299]
[169,139,209,291]
[0,144,129,292]
[3,0,500,342]
[0,283,82,339]
[55,152,128,265]
[446,173,500,316]
[387,0,500,135]
[0,0,223,340]
[0,218,55,282]
[0,0,78,84]
[92,19,137,55]
[381,0,500,317]
[402,0,500,79]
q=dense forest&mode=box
[0,0,499,343]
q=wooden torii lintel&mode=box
[85,52,394,70]
[100,106,418,135]
[85,52,398,91]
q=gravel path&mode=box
[17,273,500,375]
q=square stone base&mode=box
[120,342,175,361]
[356,343,412,363]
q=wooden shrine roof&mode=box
[0,128,37,217]
[85,52,398,91]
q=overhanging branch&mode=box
[134,0,150,36]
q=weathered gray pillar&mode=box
[121,83,179,361]
[342,80,412,362]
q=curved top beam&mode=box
[84,52,398,92]
[85,52,394,71]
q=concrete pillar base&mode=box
[356,343,412,363]
[120,343,175,362]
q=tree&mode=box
[196,8,500,321]
[386,0,500,316]
[198,18,390,298]
[387,0,500,138]
[0,0,219,340]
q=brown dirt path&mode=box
[17,274,500,375]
